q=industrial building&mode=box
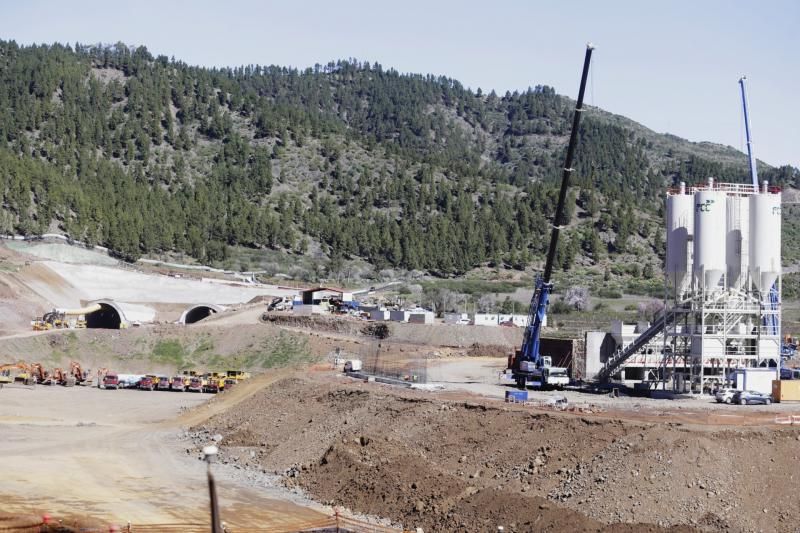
[591,179,782,393]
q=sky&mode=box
[1,0,798,169]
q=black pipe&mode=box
[542,44,594,283]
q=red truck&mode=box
[170,376,186,392]
[156,376,171,391]
[102,373,120,390]
[187,376,204,393]
[139,375,156,391]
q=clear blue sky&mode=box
[2,0,798,169]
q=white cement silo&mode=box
[666,184,693,294]
[749,187,781,295]
[726,195,749,289]
[693,190,727,290]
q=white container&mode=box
[729,367,778,395]
[666,187,694,293]
[473,314,499,327]
[726,195,749,289]
[749,190,781,295]
[693,190,727,290]
[408,312,434,325]
[389,310,410,322]
[369,309,390,321]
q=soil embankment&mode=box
[191,374,800,532]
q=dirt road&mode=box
[0,382,327,529]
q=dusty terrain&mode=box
[191,373,800,533]
[3,239,800,532]
[0,374,331,530]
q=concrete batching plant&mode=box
[662,178,781,392]
[594,178,781,393]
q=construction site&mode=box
[1,53,798,533]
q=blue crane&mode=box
[509,44,594,389]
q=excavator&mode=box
[69,361,90,386]
[29,363,54,385]
[507,44,594,390]
[0,361,30,386]
[51,367,71,386]
[32,304,101,331]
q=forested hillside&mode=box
[0,40,797,280]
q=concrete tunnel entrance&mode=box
[180,304,224,325]
[184,306,216,324]
[85,303,122,329]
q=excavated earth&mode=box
[188,373,800,533]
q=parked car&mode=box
[714,388,737,404]
[733,390,772,405]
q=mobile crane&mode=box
[508,44,594,390]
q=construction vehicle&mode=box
[29,363,52,385]
[139,374,158,391]
[170,376,186,392]
[204,374,225,393]
[32,303,102,331]
[0,368,11,387]
[507,44,593,391]
[103,372,120,389]
[187,375,205,393]
[0,362,31,385]
[226,370,250,381]
[69,361,90,385]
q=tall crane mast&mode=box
[510,43,594,389]
[738,76,759,189]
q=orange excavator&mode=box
[69,361,87,386]
[51,367,70,386]
[29,363,53,385]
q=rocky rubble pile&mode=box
[189,374,800,532]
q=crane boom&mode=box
[512,44,594,389]
[738,76,758,189]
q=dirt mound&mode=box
[262,314,372,337]
[191,375,800,531]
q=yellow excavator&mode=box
[32,304,102,331]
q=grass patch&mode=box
[151,339,187,367]
[420,279,526,296]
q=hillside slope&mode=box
[0,40,797,281]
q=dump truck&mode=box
[226,370,250,381]
[170,376,186,392]
[103,372,120,389]
[187,376,204,393]
[139,375,156,391]
[156,376,172,391]
[204,375,222,394]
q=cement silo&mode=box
[726,195,749,289]
[666,183,694,294]
[749,185,782,295]
[693,189,727,290]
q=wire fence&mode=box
[359,339,428,384]
[0,512,403,532]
